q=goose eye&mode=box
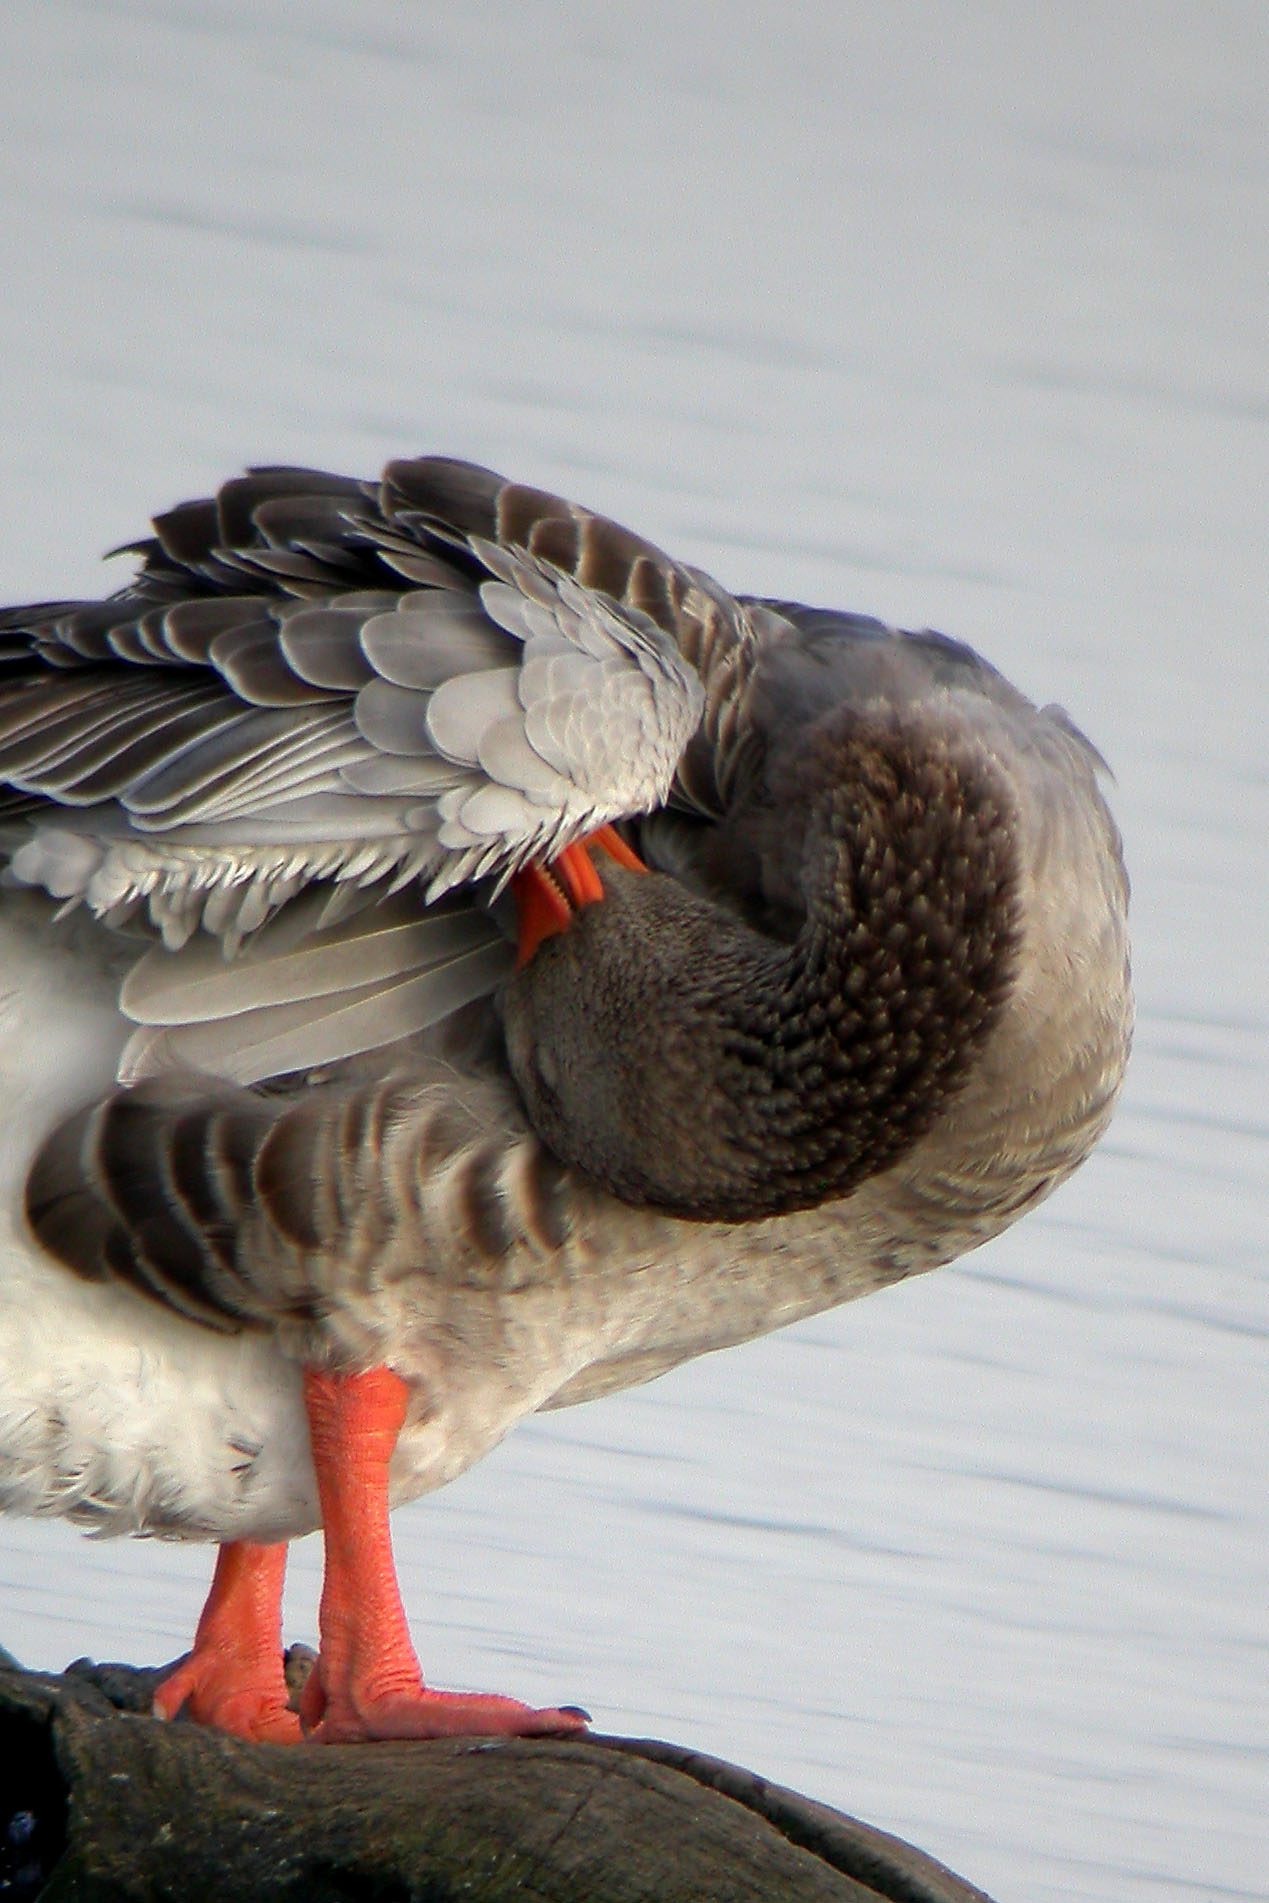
[531,1044,561,1103]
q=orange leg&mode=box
[300,1365,589,1743]
[153,1539,300,1743]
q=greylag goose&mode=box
[0,458,1131,1744]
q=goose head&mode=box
[502,704,1022,1223]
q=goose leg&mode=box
[299,1364,589,1743]
[153,1539,300,1742]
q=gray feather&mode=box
[161,597,278,665]
[425,669,523,768]
[359,601,519,689]
[208,623,333,708]
[352,678,434,755]
[339,753,467,797]
[276,607,377,690]
[475,715,567,803]
[120,936,511,1086]
[120,890,495,1024]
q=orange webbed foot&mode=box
[298,1663,589,1743]
[154,1648,301,1743]
[153,1538,301,1743]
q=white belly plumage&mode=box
[0,901,311,1539]
[0,900,536,1543]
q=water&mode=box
[1,4,1265,1898]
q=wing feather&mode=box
[0,455,736,1090]
[120,888,493,1024]
[359,600,518,688]
[120,937,511,1086]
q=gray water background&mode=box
[0,5,1264,1899]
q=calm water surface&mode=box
[0,6,1265,1900]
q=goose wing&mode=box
[0,460,712,1086]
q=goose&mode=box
[0,457,1131,1745]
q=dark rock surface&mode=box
[0,1653,998,1901]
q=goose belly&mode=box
[0,899,319,1542]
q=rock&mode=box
[0,1654,998,1901]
